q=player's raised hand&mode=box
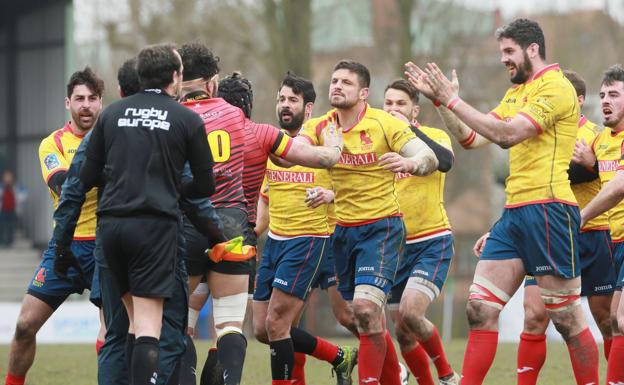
[572,139,596,168]
[404,62,436,101]
[379,152,415,173]
[473,232,490,258]
[423,63,457,106]
[304,187,335,208]
[53,246,83,280]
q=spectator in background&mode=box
[0,170,26,247]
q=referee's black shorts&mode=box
[185,207,253,277]
[99,215,177,298]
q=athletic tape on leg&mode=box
[188,308,200,329]
[193,282,209,296]
[540,287,581,312]
[353,284,387,308]
[213,292,248,326]
[405,276,440,302]
[468,275,511,310]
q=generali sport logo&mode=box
[598,160,619,172]
[266,169,315,184]
[339,152,377,166]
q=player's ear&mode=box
[412,104,420,119]
[527,42,539,59]
[304,102,314,119]
[65,97,70,110]
[359,87,369,101]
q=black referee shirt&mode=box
[80,89,215,219]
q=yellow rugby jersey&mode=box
[38,122,98,239]
[396,125,452,241]
[261,158,334,237]
[593,126,624,241]
[300,105,416,225]
[574,116,609,231]
[490,64,579,208]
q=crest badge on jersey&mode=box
[32,267,46,288]
[43,154,60,171]
[359,129,373,151]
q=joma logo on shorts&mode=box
[358,266,375,272]
[535,265,552,272]
[274,278,288,286]
[595,284,613,291]
[413,269,429,277]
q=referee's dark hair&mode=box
[495,18,546,60]
[137,43,181,90]
[333,60,371,88]
[178,42,220,81]
[117,57,140,97]
[602,64,624,87]
[280,71,316,105]
[563,70,586,99]
[67,66,104,98]
[218,72,253,119]
[385,79,420,104]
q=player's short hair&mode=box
[602,64,624,87]
[137,43,181,90]
[66,66,104,98]
[385,79,419,104]
[495,18,546,60]
[218,72,253,119]
[117,57,140,97]
[280,71,316,105]
[333,60,370,88]
[563,70,586,98]
[178,42,220,81]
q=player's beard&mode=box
[278,108,305,131]
[510,52,533,84]
[604,108,624,129]
[71,109,96,132]
[330,96,358,110]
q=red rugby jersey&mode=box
[242,118,292,224]
[182,97,246,210]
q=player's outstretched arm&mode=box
[581,171,624,227]
[406,62,538,149]
[379,137,438,176]
[437,105,490,149]
[283,136,342,169]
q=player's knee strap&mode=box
[406,277,440,302]
[540,287,581,312]
[468,275,511,310]
[193,282,209,296]
[212,292,248,326]
[353,284,387,308]
[216,325,244,339]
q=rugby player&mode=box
[178,45,342,385]
[300,60,438,385]
[5,68,104,385]
[576,64,624,384]
[80,44,216,385]
[406,18,599,384]
[382,79,459,385]
[253,72,357,385]
[515,70,614,385]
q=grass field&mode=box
[0,338,608,384]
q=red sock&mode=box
[566,328,598,385]
[420,327,452,378]
[358,332,387,385]
[607,336,624,383]
[517,333,546,385]
[5,373,25,385]
[460,330,498,385]
[402,344,434,385]
[379,331,401,385]
[311,337,339,363]
[292,352,306,385]
[604,336,613,361]
[96,339,105,355]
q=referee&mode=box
[80,44,215,385]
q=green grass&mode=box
[0,338,607,384]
